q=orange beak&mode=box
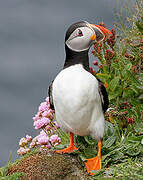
[93,24,112,40]
[89,24,112,42]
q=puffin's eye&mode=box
[78,29,83,36]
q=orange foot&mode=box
[56,144,78,154]
[85,155,102,175]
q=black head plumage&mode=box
[65,21,88,42]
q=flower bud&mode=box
[26,135,32,142]
[19,137,28,147]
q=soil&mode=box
[8,150,90,180]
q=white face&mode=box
[66,26,95,52]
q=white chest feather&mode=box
[53,64,105,141]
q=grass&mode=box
[73,121,143,179]
[92,157,143,179]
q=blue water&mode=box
[0,0,135,166]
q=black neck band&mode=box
[64,45,90,71]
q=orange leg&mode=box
[56,132,78,154]
[85,141,102,175]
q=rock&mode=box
[8,150,90,180]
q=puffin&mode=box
[48,21,111,175]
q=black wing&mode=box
[98,80,109,113]
[48,82,55,110]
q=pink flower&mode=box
[40,144,51,152]
[26,135,32,142]
[39,102,49,112]
[36,130,47,139]
[42,111,49,117]
[37,135,49,145]
[35,130,46,140]
[29,141,37,148]
[19,137,28,147]
[17,147,26,155]
[33,114,39,121]
[33,120,42,129]
[42,117,50,125]
[17,147,30,156]
[46,143,51,149]
[30,96,62,150]
[41,143,52,150]
[42,109,54,119]
[32,136,38,142]
[33,117,50,129]
[50,135,61,145]
[35,130,46,139]
[25,148,31,153]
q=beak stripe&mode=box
[94,25,112,40]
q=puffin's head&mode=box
[65,21,112,52]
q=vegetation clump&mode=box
[8,150,88,180]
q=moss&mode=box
[11,148,40,167]
[8,150,90,180]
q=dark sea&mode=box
[0,0,135,166]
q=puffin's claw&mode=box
[84,155,102,175]
[85,141,102,175]
[56,144,78,154]
[56,132,78,154]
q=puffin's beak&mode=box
[89,24,112,42]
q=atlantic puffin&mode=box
[48,21,111,175]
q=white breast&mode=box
[53,64,105,141]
